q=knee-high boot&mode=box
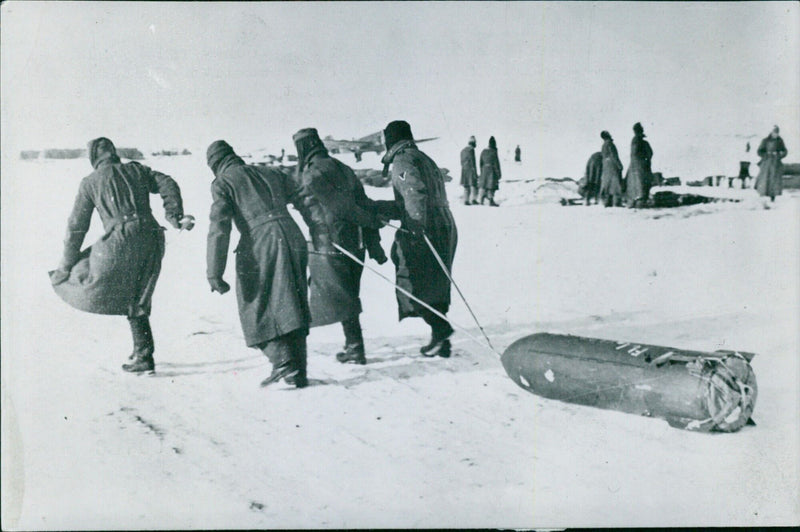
[122,316,155,373]
[336,315,366,365]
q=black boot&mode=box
[122,316,155,373]
[284,332,309,388]
[420,312,454,357]
[260,335,298,387]
[336,316,367,364]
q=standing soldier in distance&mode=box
[625,122,654,208]
[515,145,521,163]
[460,135,479,205]
[292,128,387,365]
[755,125,788,202]
[205,140,323,388]
[583,151,603,206]
[599,130,624,207]
[479,136,501,206]
[50,137,194,373]
[377,120,458,357]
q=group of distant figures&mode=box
[49,121,459,388]
[579,123,788,208]
[459,135,504,206]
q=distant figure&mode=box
[515,145,521,162]
[378,120,458,357]
[755,125,787,202]
[293,128,387,366]
[625,122,654,208]
[583,151,603,205]
[354,147,363,162]
[205,140,321,388]
[479,136,502,206]
[49,137,193,373]
[599,131,623,207]
[460,136,479,205]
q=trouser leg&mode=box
[259,331,302,387]
[463,186,471,204]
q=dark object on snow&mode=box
[502,333,757,432]
[20,150,40,160]
[44,148,86,159]
[514,145,521,162]
[662,176,681,187]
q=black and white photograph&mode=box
[1,1,799,529]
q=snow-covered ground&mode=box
[2,152,799,528]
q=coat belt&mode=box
[243,209,291,230]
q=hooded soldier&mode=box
[293,128,387,365]
[205,140,323,388]
[599,130,624,207]
[378,120,458,357]
[625,122,654,208]
[460,136,479,205]
[478,136,501,206]
[50,137,193,373]
[755,125,788,202]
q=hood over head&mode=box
[206,140,244,177]
[383,120,414,152]
[488,136,497,150]
[292,128,328,173]
[468,136,476,147]
[88,137,120,168]
[633,122,646,137]
[601,130,612,141]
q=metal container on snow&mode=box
[501,333,757,432]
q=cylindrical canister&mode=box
[501,333,757,432]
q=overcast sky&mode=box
[2,1,798,177]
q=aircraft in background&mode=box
[322,131,438,161]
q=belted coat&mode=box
[206,149,320,347]
[50,139,184,317]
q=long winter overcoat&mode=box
[207,148,316,347]
[460,145,478,188]
[50,138,184,317]
[380,140,458,320]
[599,139,624,200]
[298,152,384,327]
[755,135,787,198]
[625,134,654,203]
[583,151,603,198]
[478,148,502,190]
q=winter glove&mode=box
[50,268,70,285]
[208,277,230,294]
[312,232,334,254]
[178,215,196,231]
[367,242,388,265]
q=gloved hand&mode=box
[50,268,71,285]
[208,277,230,294]
[312,232,334,253]
[178,215,196,231]
[368,243,388,265]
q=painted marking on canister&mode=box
[544,369,555,382]
[519,375,530,387]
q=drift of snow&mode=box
[1,152,798,529]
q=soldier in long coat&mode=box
[293,128,387,365]
[625,122,654,208]
[478,136,502,206]
[583,151,603,205]
[378,120,458,357]
[205,140,322,388]
[755,125,788,202]
[460,136,479,205]
[50,137,193,373]
[599,131,624,207]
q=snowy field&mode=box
[2,152,799,528]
